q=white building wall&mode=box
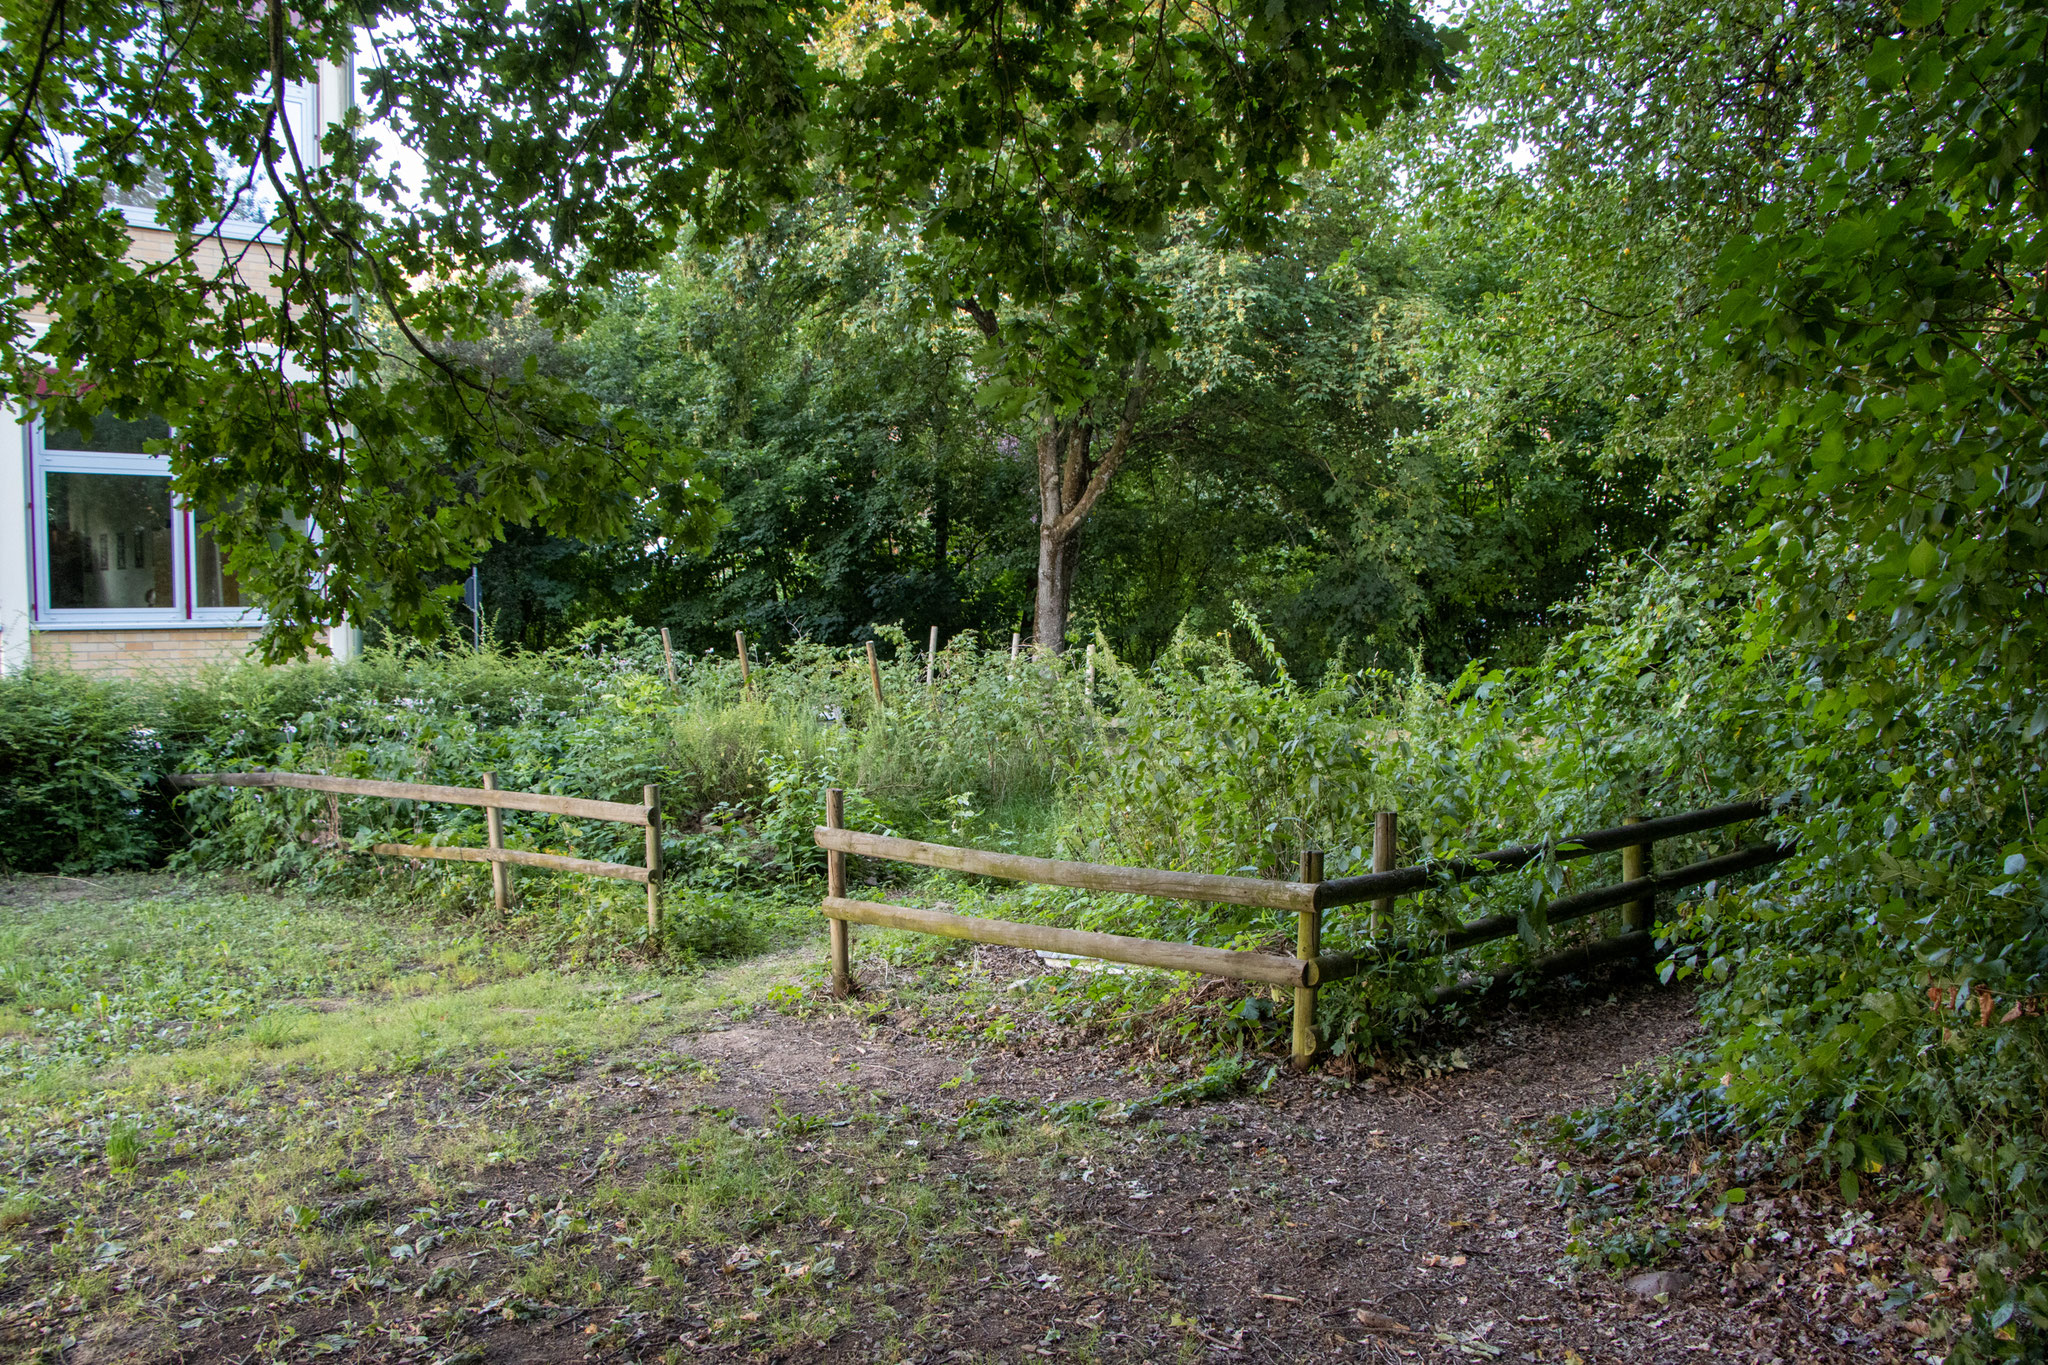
[0,404,30,672]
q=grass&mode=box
[0,874,1162,1363]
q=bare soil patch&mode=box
[638,960,1928,1364]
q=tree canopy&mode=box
[1,0,1455,654]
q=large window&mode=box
[30,413,278,628]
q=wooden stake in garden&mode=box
[926,625,939,687]
[866,641,886,707]
[736,631,754,699]
[482,771,512,912]
[826,787,851,996]
[1010,631,1021,661]
[645,784,664,950]
[1293,848,1324,1068]
[659,627,677,690]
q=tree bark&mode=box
[1030,360,1148,652]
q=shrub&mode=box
[0,669,184,873]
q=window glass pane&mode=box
[193,507,242,609]
[45,412,171,454]
[45,473,174,610]
[194,507,308,611]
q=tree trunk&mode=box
[1033,519,1078,650]
[1028,361,1149,652]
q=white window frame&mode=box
[109,79,320,244]
[28,423,266,630]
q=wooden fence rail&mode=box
[168,771,665,946]
[814,790,1794,1065]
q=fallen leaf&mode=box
[1354,1309,1414,1334]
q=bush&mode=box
[0,669,185,873]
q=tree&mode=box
[0,0,724,654]
[5,0,1452,653]
[572,203,1038,650]
[1714,0,2047,724]
[369,0,1459,647]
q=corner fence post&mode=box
[1621,814,1649,933]
[1371,811,1398,936]
[1292,848,1324,1069]
[826,788,852,996]
[482,771,511,914]
[645,785,663,952]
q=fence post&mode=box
[866,641,886,708]
[482,772,512,913]
[736,631,754,700]
[1292,848,1324,1069]
[660,627,677,691]
[1622,815,1650,933]
[1010,631,1021,661]
[926,626,940,687]
[645,784,663,952]
[1085,644,1096,701]
[1371,811,1397,936]
[826,788,851,996]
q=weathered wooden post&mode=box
[866,641,886,708]
[1084,644,1096,702]
[735,631,754,699]
[659,627,678,691]
[826,787,851,996]
[1292,848,1324,1069]
[1010,631,1021,661]
[482,772,512,913]
[926,626,939,687]
[645,784,663,951]
[1622,814,1650,933]
[1371,811,1397,935]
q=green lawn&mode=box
[0,875,1158,1364]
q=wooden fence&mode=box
[814,792,1794,1064]
[168,771,664,946]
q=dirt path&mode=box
[653,967,1913,1364]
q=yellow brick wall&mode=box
[22,228,284,330]
[31,628,264,678]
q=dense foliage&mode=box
[0,671,179,873]
[6,0,2047,1353]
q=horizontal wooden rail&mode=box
[814,827,1317,912]
[1312,799,1774,910]
[1312,840,1794,984]
[821,896,1311,988]
[169,771,651,825]
[370,843,651,883]
[816,788,1793,1067]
